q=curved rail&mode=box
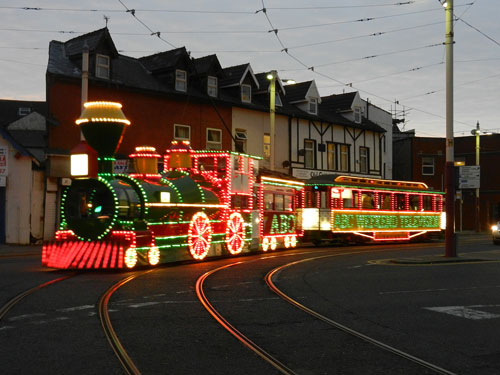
[0,274,76,321]
[265,254,457,375]
[98,270,154,375]
[196,261,299,375]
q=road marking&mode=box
[8,313,46,321]
[57,304,94,312]
[380,285,500,295]
[424,305,500,320]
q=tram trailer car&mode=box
[42,101,303,270]
[299,175,446,245]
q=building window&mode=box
[327,143,335,170]
[206,128,222,150]
[304,139,315,169]
[235,129,247,153]
[175,69,187,92]
[422,156,434,175]
[207,76,217,97]
[354,106,362,123]
[339,144,349,171]
[241,84,251,103]
[96,54,110,79]
[359,147,369,174]
[174,124,190,140]
[309,98,318,114]
[18,107,31,116]
[263,133,271,161]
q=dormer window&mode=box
[309,98,318,114]
[207,76,217,97]
[96,54,110,79]
[354,106,362,123]
[275,93,282,107]
[175,70,187,92]
[241,84,251,103]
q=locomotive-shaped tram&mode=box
[42,101,304,269]
[42,101,445,270]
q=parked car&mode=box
[491,222,500,245]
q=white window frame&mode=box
[354,106,362,123]
[207,76,218,97]
[174,124,191,141]
[359,146,369,174]
[96,54,110,79]
[206,128,222,150]
[304,139,315,169]
[175,69,187,92]
[241,84,252,103]
[309,98,318,114]
[235,129,247,153]
[422,156,435,176]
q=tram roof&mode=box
[306,174,443,193]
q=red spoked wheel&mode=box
[225,212,246,255]
[188,212,213,260]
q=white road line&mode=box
[57,305,94,312]
[8,313,46,321]
[424,306,500,320]
[380,285,500,295]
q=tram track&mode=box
[195,245,458,374]
[265,254,457,375]
[0,273,77,322]
[98,270,155,375]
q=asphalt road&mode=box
[1,234,499,374]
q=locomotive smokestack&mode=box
[76,101,130,174]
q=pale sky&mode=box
[0,0,498,137]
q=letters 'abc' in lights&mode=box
[75,101,131,174]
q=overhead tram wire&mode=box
[0,6,255,14]
[115,0,238,147]
[257,0,478,131]
[286,21,443,50]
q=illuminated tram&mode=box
[42,101,304,270]
[300,175,446,244]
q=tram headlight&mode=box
[492,225,498,232]
[440,212,446,230]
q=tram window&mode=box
[380,194,392,210]
[305,191,313,208]
[423,195,433,211]
[264,193,274,210]
[361,192,375,209]
[343,189,354,208]
[353,191,360,209]
[284,195,293,211]
[231,195,249,210]
[320,191,327,208]
[275,194,284,211]
[395,194,406,210]
[409,195,420,211]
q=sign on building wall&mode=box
[113,159,129,174]
[0,146,8,176]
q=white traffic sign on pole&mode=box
[458,165,480,189]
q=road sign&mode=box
[458,165,480,189]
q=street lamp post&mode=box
[471,121,491,232]
[267,70,277,171]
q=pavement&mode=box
[0,243,42,257]
[0,232,499,264]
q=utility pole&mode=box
[267,70,277,171]
[444,0,456,257]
